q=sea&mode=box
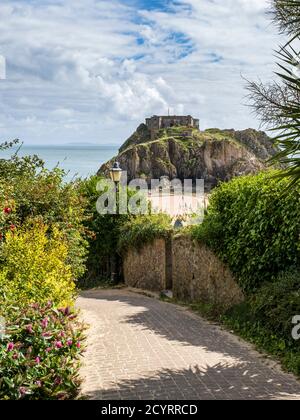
[1,143,206,216]
[0,144,119,181]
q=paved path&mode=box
[78,289,300,400]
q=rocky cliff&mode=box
[98,126,278,190]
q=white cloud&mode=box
[52,108,74,117]
[0,0,281,144]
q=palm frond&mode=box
[272,0,300,45]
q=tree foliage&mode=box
[248,0,300,187]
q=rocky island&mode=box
[98,115,278,190]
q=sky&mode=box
[0,0,281,145]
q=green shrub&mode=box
[250,269,300,345]
[192,171,300,292]
[118,213,172,253]
[0,142,88,280]
[78,176,159,285]
[223,269,300,376]
[77,176,132,286]
[0,302,84,400]
[0,223,75,308]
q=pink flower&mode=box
[19,387,26,397]
[64,307,71,316]
[7,342,14,352]
[26,324,34,334]
[41,318,48,329]
[45,347,52,353]
[55,341,63,349]
[42,332,51,337]
[12,353,19,360]
[66,340,73,347]
[3,207,12,214]
[76,342,81,349]
[59,331,65,338]
[35,356,41,364]
[54,377,62,385]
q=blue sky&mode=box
[123,0,173,10]
[0,0,280,145]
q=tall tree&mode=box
[248,0,300,187]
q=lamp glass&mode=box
[110,162,122,183]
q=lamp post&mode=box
[109,162,123,284]
[110,161,122,213]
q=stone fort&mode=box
[146,115,200,139]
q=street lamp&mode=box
[109,161,123,185]
[109,162,123,284]
[110,161,123,214]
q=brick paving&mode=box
[77,289,300,400]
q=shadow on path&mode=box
[79,289,300,400]
[87,363,299,400]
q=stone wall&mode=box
[123,234,244,309]
[123,238,168,291]
[172,235,244,309]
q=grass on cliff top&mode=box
[128,127,239,152]
[116,127,242,158]
[157,126,236,140]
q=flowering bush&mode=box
[0,142,87,399]
[0,192,17,243]
[0,223,75,308]
[0,302,85,400]
[0,142,88,280]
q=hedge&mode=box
[118,213,172,253]
[192,171,300,292]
